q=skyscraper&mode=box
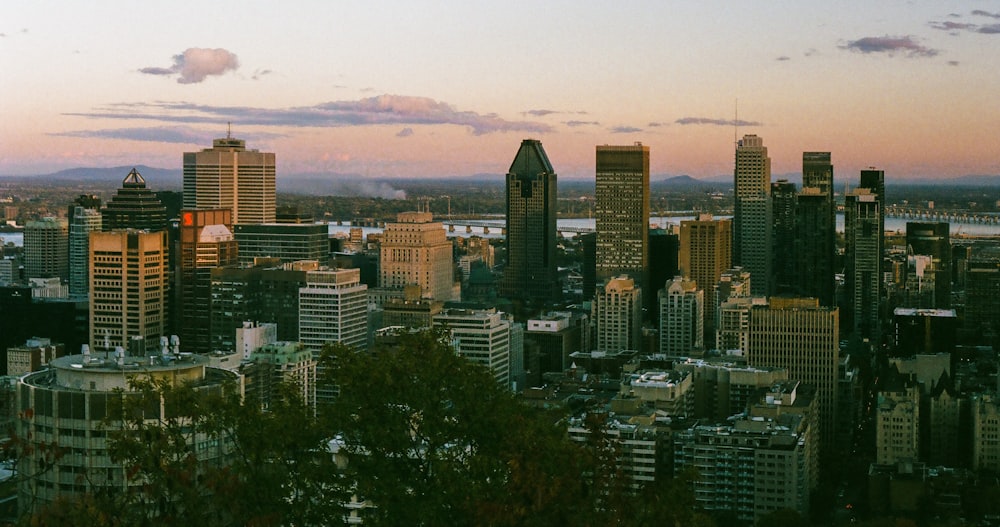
[500,139,559,303]
[102,168,167,231]
[747,297,839,449]
[679,215,732,341]
[89,230,167,354]
[593,276,642,353]
[434,308,512,388]
[68,206,102,296]
[595,143,650,291]
[379,212,457,301]
[183,135,276,225]
[770,179,797,296]
[845,186,883,340]
[793,152,835,306]
[733,135,772,296]
[658,276,704,357]
[177,209,238,353]
[24,217,68,281]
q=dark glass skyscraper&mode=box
[500,139,560,303]
[846,169,884,340]
[797,152,835,306]
[906,222,951,309]
[770,179,797,296]
[101,168,167,231]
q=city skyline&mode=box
[2,2,1000,181]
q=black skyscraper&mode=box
[797,152,836,306]
[906,222,951,309]
[102,168,167,231]
[500,139,560,303]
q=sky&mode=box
[2,1,999,182]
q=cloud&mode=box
[675,117,762,127]
[842,35,938,57]
[979,23,1000,34]
[804,48,819,57]
[396,127,414,137]
[66,95,553,135]
[48,126,286,144]
[647,122,668,127]
[251,69,273,80]
[610,126,642,134]
[564,120,599,127]
[929,21,976,31]
[523,109,558,117]
[776,55,791,61]
[140,48,240,84]
[948,60,960,66]
[972,10,1000,19]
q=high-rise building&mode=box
[875,371,920,465]
[177,209,238,353]
[500,139,559,303]
[24,217,68,281]
[593,276,642,353]
[747,297,839,449]
[798,152,835,306]
[906,222,951,309]
[965,245,1000,342]
[233,223,329,265]
[434,308,512,388]
[733,135,771,296]
[845,186,883,340]
[183,135,276,225]
[770,179,797,296]
[101,168,168,231]
[679,215,731,341]
[89,230,167,354]
[299,268,368,353]
[595,144,650,291]
[658,276,703,357]
[68,206,102,296]
[379,212,457,301]
[251,341,317,409]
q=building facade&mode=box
[845,187,883,340]
[177,209,238,353]
[24,217,68,281]
[233,223,329,265]
[68,206,102,296]
[658,277,703,358]
[595,144,650,291]
[101,168,167,232]
[434,308,512,388]
[89,230,167,354]
[593,276,642,353]
[679,215,731,340]
[183,136,276,225]
[500,139,560,303]
[379,212,457,301]
[733,134,772,296]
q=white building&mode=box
[236,321,278,360]
[434,308,511,388]
[183,135,276,225]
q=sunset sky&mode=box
[2,1,999,181]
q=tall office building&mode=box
[379,212,457,301]
[845,186,883,340]
[593,276,642,353]
[648,229,680,321]
[101,168,168,231]
[183,135,276,225]
[68,206,102,296]
[500,139,559,303]
[89,230,167,354]
[24,217,68,282]
[679,215,731,341]
[177,209,238,353]
[906,222,951,309]
[434,308,512,388]
[965,246,1000,341]
[733,135,771,296]
[798,152,835,305]
[658,276,703,357]
[595,143,650,291]
[299,268,368,353]
[770,179,797,296]
[747,297,839,450]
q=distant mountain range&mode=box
[4,166,998,190]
